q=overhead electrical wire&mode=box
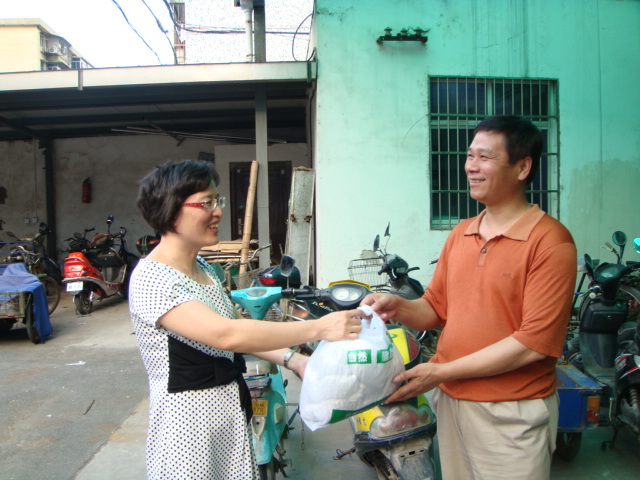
[104,0,313,64]
[110,0,163,63]
[292,12,313,61]
[140,0,178,64]
[160,0,243,34]
[160,0,310,36]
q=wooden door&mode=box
[230,161,292,262]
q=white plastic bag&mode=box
[299,305,405,431]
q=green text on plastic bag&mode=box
[347,349,372,364]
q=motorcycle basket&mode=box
[348,255,387,290]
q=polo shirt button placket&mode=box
[478,245,489,266]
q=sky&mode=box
[1,0,313,68]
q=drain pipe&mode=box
[239,0,254,62]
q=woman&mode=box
[130,160,362,479]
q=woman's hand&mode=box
[317,309,363,341]
[286,351,309,379]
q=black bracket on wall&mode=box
[377,27,428,45]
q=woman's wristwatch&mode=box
[283,349,296,369]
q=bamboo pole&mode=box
[238,160,259,287]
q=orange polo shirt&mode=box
[423,205,577,402]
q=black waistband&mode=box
[167,336,253,421]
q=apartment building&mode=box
[0,18,92,73]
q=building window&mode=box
[429,77,559,230]
[171,1,185,25]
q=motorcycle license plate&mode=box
[252,399,268,417]
[66,281,83,293]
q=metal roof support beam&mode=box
[253,0,270,268]
[254,1,266,63]
[255,84,270,269]
[0,115,45,141]
[40,139,57,259]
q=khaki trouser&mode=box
[432,387,559,480]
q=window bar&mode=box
[449,79,458,229]
[440,79,446,226]
[431,79,442,226]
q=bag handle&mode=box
[356,304,386,340]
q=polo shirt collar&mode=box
[464,204,545,241]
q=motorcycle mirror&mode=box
[106,215,114,225]
[279,255,295,278]
[634,237,640,255]
[384,221,390,237]
[612,230,627,247]
[373,234,380,252]
[612,231,626,262]
[583,253,595,277]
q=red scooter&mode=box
[62,216,138,314]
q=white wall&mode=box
[184,0,314,63]
[0,139,46,239]
[311,0,640,286]
[0,135,308,266]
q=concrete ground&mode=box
[2,291,640,480]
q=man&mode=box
[362,115,576,479]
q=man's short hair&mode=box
[474,115,543,184]
[136,160,220,234]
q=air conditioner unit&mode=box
[48,47,58,54]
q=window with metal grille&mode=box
[429,77,559,230]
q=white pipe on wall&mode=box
[240,0,254,62]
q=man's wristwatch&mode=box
[283,349,296,369]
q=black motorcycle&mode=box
[349,223,440,358]
[6,222,62,284]
[566,230,640,449]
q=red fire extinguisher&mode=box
[82,177,91,203]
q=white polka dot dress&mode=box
[129,258,260,480]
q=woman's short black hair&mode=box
[136,160,220,234]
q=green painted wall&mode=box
[311,0,640,286]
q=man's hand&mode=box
[360,293,402,321]
[384,363,445,403]
[384,337,548,403]
[361,293,440,332]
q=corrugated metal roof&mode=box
[0,62,315,143]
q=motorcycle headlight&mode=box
[251,415,266,438]
[369,404,434,439]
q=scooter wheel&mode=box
[40,276,60,315]
[258,459,276,480]
[74,290,93,315]
[555,432,582,461]
[25,294,41,344]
